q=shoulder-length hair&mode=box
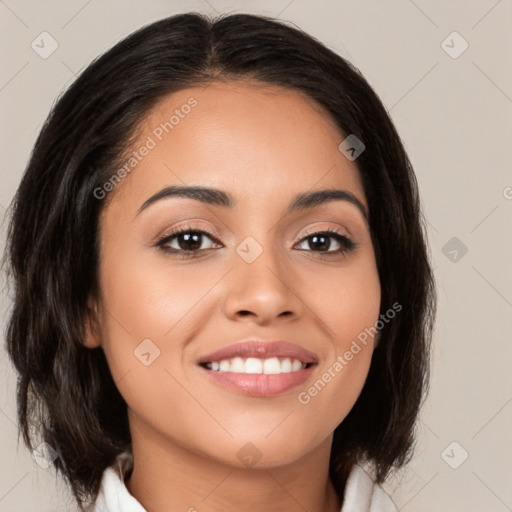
[2,11,436,508]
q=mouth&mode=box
[200,357,314,374]
[197,340,318,397]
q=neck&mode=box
[125,415,344,512]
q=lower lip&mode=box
[199,365,316,397]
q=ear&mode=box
[83,298,102,349]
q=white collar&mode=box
[85,451,397,512]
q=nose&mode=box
[221,238,305,325]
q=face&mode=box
[87,80,381,468]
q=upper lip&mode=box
[197,340,319,365]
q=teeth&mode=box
[219,360,230,372]
[205,356,308,374]
[281,358,292,373]
[263,357,281,374]
[245,357,263,373]
[230,357,245,373]
[291,358,303,372]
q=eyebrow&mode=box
[135,185,368,222]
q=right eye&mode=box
[155,226,222,258]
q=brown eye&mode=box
[295,229,356,256]
[155,226,221,257]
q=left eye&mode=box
[295,230,354,254]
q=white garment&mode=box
[85,451,398,512]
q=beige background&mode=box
[1,1,511,510]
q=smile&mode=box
[197,340,319,397]
[201,356,311,374]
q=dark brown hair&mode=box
[2,11,436,509]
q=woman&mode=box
[3,12,436,512]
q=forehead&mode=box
[103,80,367,218]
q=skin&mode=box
[84,80,381,512]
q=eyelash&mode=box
[154,225,357,259]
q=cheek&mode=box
[307,252,381,347]
[293,254,380,429]
[99,243,217,343]
[96,245,221,409]
[96,246,210,446]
